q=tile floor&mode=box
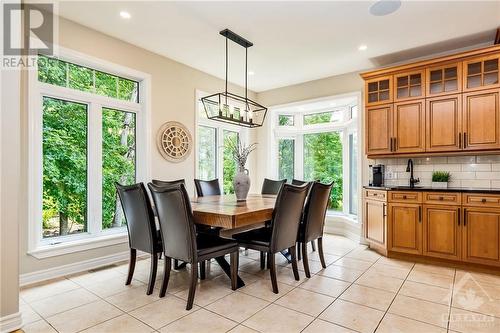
[19,235,500,333]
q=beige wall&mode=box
[20,17,258,275]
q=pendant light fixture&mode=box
[201,29,267,128]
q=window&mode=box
[273,97,359,216]
[30,50,148,252]
[196,94,247,195]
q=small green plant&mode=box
[432,171,451,182]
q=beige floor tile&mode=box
[368,262,412,279]
[407,270,454,289]
[159,308,237,333]
[333,257,373,270]
[319,265,365,282]
[453,289,500,318]
[174,278,234,306]
[19,304,42,325]
[308,252,340,265]
[205,292,269,323]
[227,325,259,333]
[412,263,455,277]
[355,271,404,293]
[21,278,80,303]
[80,314,154,333]
[275,287,334,316]
[84,278,145,298]
[455,270,500,286]
[454,272,500,300]
[376,313,446,333]
[46,300,122,333]
[129,295,198,329]
[239,261,270,278]
[105,285,160,312]
[319,299,384,333]
[238,279,293,302]
[30,288,98,318]
[261,265,303,286]
[243,303,314,333]
[388,295,449,328]
[340,284,395,311]
[296,259,327,274]
[22,320,58,333]
[302,319,357,333]
[399,280,451,305]
[376,257,415,269]
[68,268,126,287]
[299,275,350,297]
[345,249,381,263]
[449,307,500,333]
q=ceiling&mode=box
[55,1,500,92]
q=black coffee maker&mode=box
[369,164,385,187]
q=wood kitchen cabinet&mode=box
[463,89,500,151]
[394,70,425,102]
[363,190,387,251]
[388,202,422,255]
[423,205,461,261]
[426,62,462,97]
[426,94,462,152]
[393,99,426,153]
[463,54,500,92]
[365,76,393,106]
[366,104,392,155]
[462,207,500,266]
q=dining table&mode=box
[190,193,277,288]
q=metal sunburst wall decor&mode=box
[157,121,192,162]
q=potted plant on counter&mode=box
[432,171,451,189]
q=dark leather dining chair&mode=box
[291,179,317,253]
[297,181,333,278]
[115,182,162,295]
[152,179,185,187]
[194,178,221,196]
[233,183,309,293]
[148,183,239,310]
[261,178,286,195]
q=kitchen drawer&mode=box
[388,191,422,203]
[364,189,387,202]
[462,193,500,208]
[423,192,461,205]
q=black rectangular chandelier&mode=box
[201,29,267,128]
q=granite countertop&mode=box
[363,185,500,194]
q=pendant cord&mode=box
[245,47,248,103]
[225,37,228,104]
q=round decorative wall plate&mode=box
[157,121,192,162]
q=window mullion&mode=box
[88,102,103,235]
[296,134,304,180]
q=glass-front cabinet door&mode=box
[426,62,462,97]
[463,54,500,91]
[393,70,425,102]
[365,75,393,106]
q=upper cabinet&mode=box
[366,76,393,106]
[463,54,500,92]
[361,45,500,157]
[426,62,462,97]
[394,70,425,102]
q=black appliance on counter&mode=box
[369,164,385,187]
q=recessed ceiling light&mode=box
[120,11,131,19]
[248,71,255,76]
[369,0,401,16]
[358,44,368,51]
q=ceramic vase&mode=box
[233,167,250,201]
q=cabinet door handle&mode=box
[383,203,387,217]
[464,132,467,149]
[458,132,462,149]
[390,137,393,152]
[394,138,397,151]
[418,206,422,223]
[463,208,467,226]
[457,208,461,226]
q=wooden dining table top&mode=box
[191,194,276,229]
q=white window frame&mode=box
[28,47,151,258]
[194,90,249,190]
[270,92,361,219]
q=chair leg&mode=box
[318,237,327,268]
[230,251,238,291]
[297,243,302,261]
[147,253,158,295]
[174,259,179,269]
[126,248,136,285]
[260,251,265,269]
[289,246,300,281]
[159,256,172,297]
[186,261,198,310]
[199,260,206,280]
[302,242,311,278]
[268,253,279,294]
[311,240,316,251]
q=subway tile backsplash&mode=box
[372,156,500,188]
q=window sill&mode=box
[28,232,129,259]
[326,211,358,225]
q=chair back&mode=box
[302,181,333,242]
[261,178,286,195]
[152,179,185,188]
[291,179,306,186]
[270,184,309,252]
[148,183,197,262]
[194,179,221,197]
[115,182,158,253]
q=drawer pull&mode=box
[481,198,487,203]
[403,195,407,199]
[373,193,378,196]
[439,196,444,201]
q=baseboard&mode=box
[20,250,148,287]
[324,217,362,243]
[0,312,22,333]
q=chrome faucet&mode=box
[406,159,420,188]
